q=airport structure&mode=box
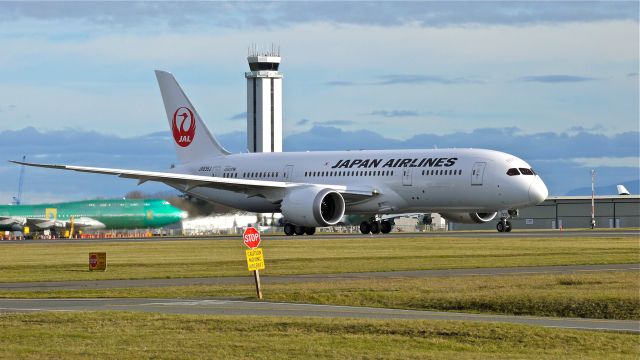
[245,45,283,153]
[449,195,640,230]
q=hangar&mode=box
[449,195,640,230]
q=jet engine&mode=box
[281,187,346,227]
[439,212,498,224]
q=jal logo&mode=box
[172,107,196,147]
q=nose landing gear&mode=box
[496,209,517,232]
[496,220,512,232]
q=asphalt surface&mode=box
[1,229,638,244]
[0,298,637,333]
[1,263,637,292]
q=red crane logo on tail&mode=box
[172,107,196,147]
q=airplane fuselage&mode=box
[175,148,547,215]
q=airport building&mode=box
[245,45,283,153]
[449,195,640,230]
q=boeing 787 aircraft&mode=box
[12,70,548,235]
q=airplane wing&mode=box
[0,216,64,230]
[0,215,104,233]
[9,161,376,202]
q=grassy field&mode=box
[0,312,636,359]
[2,271,638,320]
[0,236,636,282]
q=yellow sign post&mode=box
[245,248,265,271]
[89,252,107,271]
[245,247,265,299]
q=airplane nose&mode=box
[528,177,549,204]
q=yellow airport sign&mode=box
[89,252,107,271]
[245,248,265,271]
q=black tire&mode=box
[370,221,380,234]
[496,221,505,232]
[305,227,316,236]
[294,226,306,235]
[359,221,371,234]
[505,221,512,232]
[380,221,392,234]
[284,223,295,236]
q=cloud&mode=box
[325,80,357,87]
[316,120,355,126]
[627,72,639,77]
[296,118,310,126]
[228,112,246,121]
[369,110,419,118]
[0,2,636,29]
[376,74,483,85]
[517,75,598,83]
[327,75,483,87]
[572,157,639,168]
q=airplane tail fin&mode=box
[617,185,630,195]
[155,70,230,164]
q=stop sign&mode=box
[243,227,261,249]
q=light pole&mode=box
[591,170,596,229]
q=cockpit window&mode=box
[519,168,534,175]
[506,168,520,176]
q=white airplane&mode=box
[12,70,548,235]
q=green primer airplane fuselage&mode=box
[0,199,186,231]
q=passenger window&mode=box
[507,168,520,176]
[519,168,534,175]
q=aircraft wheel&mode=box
[505,221,512,232]
[370,221,380,234]
[359,221,371,234]
[380,221,392,234]
[284,223,295,236]
[305,227,316,236]
[294,226,306,236]
[496,221,505,232]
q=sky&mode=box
[0,1,638,203]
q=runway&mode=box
[1,263,637,292]
[1,229,638,244]
[0,298,637,332]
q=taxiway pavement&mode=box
[0,298,637,333]
[1,263,637,292]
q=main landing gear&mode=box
[283,223,316,236]
[360,219,392,234]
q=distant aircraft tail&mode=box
[155,70,230,164]
[617,185,630,195]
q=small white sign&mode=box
[525,218,534,225]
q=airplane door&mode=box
[283,165,294,182]
[471,162,486,185]
[402,169,412,186]
[212,166,221,177]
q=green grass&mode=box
[3,271,638,320]
[0,312,636,359]
[0,236,637,282]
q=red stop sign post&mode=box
[243,227,261,249]
[243,227,263,299]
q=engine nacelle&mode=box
[439,212,498,224]
[281,187,346,227]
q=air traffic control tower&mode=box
[245,46,283,153]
